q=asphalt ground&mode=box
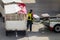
[0,19,60,40]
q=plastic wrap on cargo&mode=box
[17,3,27,14]
[4,4,20,14]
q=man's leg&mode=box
[30,23,32,32]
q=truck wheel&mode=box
[54,25,60,33]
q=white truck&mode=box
[48,18,60,33]
[41,13,60,33]
[2,0,27,36]
[43,17,60,33]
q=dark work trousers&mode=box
[27,20,33,31]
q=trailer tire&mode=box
[22,31,26,36]
[6,31,15,36]
[54,25,60,33]
[17,31,26,36]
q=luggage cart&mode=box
[5,13,27,36]
[4,2,27,36]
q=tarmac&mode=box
[0,19,60,40]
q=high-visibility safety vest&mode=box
[27,13,33,21]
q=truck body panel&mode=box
[5,21,27,31]
[50,22,60,28]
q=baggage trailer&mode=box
[3,0,27,36]
[5,14,27,36]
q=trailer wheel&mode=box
[54,25,60,33]
[23,31,26,36]
[17,31,26,36]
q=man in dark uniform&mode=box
[27,9,33,32]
